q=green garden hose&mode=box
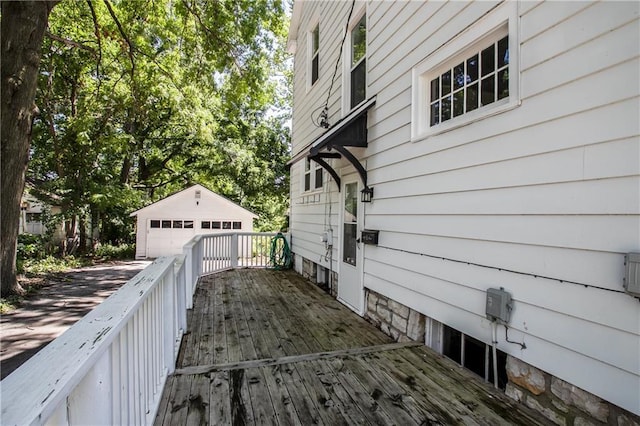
[269,232,292,270]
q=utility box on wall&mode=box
[361,229,379,245]
[624,253,640,297]
[486,287,512,323]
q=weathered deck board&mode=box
[155,269,545,425]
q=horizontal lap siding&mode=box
[363,0,640,415]
[291,1,350,157]
[290,1,353,269]
[290,161,339,270]
[290,0,639,413]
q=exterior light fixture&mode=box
[361,186,373,203]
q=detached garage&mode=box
[130,184,257,259]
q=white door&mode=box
[146,219,196,258]
[338,177,364,314]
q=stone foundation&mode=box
[301,257,317,282]
[300,257,338,296]
[505,356,639,425]
[365,289,425,343]
[364,289,639,425]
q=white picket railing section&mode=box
[0,232,287,425]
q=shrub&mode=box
[94,243,135,260]
[22,255,87,275]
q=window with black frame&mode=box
[350,14,366,108]
[311,24,319,85]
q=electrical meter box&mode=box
[624,253,640,297]
[486,287,512,323]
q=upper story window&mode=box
[429,33,509,126]
[411,2,519,140]
[350,14,366,108]
[303,158,323,192]
[310,24,319,85]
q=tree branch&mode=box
[179,0,243,73]
[102,0,135,77]
[86,0,103,94]
[45,30,97,55]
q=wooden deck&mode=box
[155,269,544,425]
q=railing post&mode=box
[174,256,187,338]
[183,243,194,304]
[196,236,203,289]
[231,233,239,268]
[162,267,176,375]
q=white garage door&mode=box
[146,219,196,258]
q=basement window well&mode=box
[433,321,507,390]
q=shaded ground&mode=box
[0,260,150,379]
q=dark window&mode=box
[150,220,161,228]
[350,14,366,108]
[201,221,210,229]
[463,334,487,379]
[161,220,171,229]
[311,25,319,84]
[26,213,42,223]
[184,220,194,229]
[342,182,358,266]
[212,221,221,229]
[441,323,507,390]
[222,221,232,229]
[314,167,323,189]
[173,220,183,229]
[442,326,462,364]
[304,173,311,191]
[350,60,366,108]
[232,221,242,230]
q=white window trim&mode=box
[411,1,520,142]
[301,158,324,194]
[341,2,367,116]
[306,16,320,92]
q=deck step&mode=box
[173,341,423,375]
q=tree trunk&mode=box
[0,1,57,296]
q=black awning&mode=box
[289,97,376,192]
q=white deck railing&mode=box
[0,232,287,425]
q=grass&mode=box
[0,298,17,314]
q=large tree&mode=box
[7,0,290,292]
[1,1,58,296]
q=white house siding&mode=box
[289,0,355,276]
[289,0,640,416]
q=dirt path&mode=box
[0,260,151,379]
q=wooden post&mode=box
[231,233,239,268]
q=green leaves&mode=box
[29,0,291,245]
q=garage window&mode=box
[201,221,210,229]
[161,220,171,228]
[150,220,160,228]
[233,221,242,230]
[173,220,183,228]
[222,221,232,229]
[184,221,194,229]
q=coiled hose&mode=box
[269,232,292,270]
